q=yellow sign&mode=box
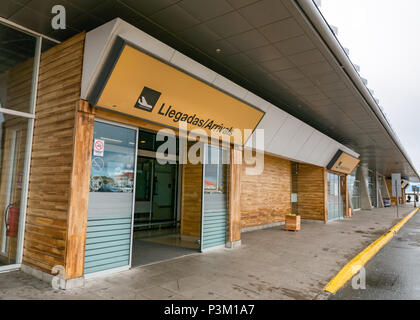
[327,150,360,175]
[93,42,265,144]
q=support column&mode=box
[377,174,385,208]
[343,175,350,217]
[65,100,95,279]
[324,168,328,221]
[227,146,242,248]
[360,167,373,210]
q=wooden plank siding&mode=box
[180,142,203,238]
[22,33,86,275]
[240,153,291,229]
[65,100,94,279]
[228,147,242,243]
[297,164,327,221]
[386,179,404,206]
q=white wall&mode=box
[81,18,359,168]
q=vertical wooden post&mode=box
[324,168,328,221]
[65,100,95,279]
[228,146,242,248]
[343,175,350,217]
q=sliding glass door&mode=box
[84,121,138,275]
[201,144,229,250]
[134,157,178,230]
[328,172,345,221]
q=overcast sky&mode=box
[320,0,420,183]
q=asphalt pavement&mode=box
[331,206,420,300]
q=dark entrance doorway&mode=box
[131,129,199,267]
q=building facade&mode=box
[0,0,416,288]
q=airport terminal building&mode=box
[0,0,418,287]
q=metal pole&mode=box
[395,180,399,218]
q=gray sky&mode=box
[320,0,420,182]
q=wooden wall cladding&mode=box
[65,101,94,279]
[240,153,291,229]
[386,179,404,206]
[228,147,242,243]
[180,142,202,238]
[22,33,85,274]
[297,164,327,221]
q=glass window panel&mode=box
[203,145,228,194]
[90,122,136,193]
[0,113,30,266]
[0,22,38,114]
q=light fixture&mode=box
[216,48,221,54]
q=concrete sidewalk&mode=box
[0,205,414,300]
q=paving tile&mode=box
[141,285,187,300]
[0,206,414,300]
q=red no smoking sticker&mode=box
[94,139,105,157]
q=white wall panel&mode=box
[82,19,360,167]
[82,19,119,99]
[307,136,333,166]
[118,23,175,62]
[296,130,323,161]
[170,51,217,84]
[212,75,248,100]
[280,122,314,160]
[245,107,289,150]
[267,117,304,156]
[318,140,340,167]
[243,92,273,113]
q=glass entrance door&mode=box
[134,157,177,230]
[0,128,23,266]
[328,172,345,221]
[201,145,228,251]
[84,121,137,275]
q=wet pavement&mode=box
[331,206,420,300]
[0,205,415,300]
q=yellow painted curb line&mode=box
[323,208,419,294]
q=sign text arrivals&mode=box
[157,103,233,136]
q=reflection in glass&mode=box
[348,167,361,210]
[328,172,344,220]
[201,145,228,250]
[0,113,29,266]
[0,22,38,114]
[367,170,377,207]
[90,122,136,193]
[203,145,228,194]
